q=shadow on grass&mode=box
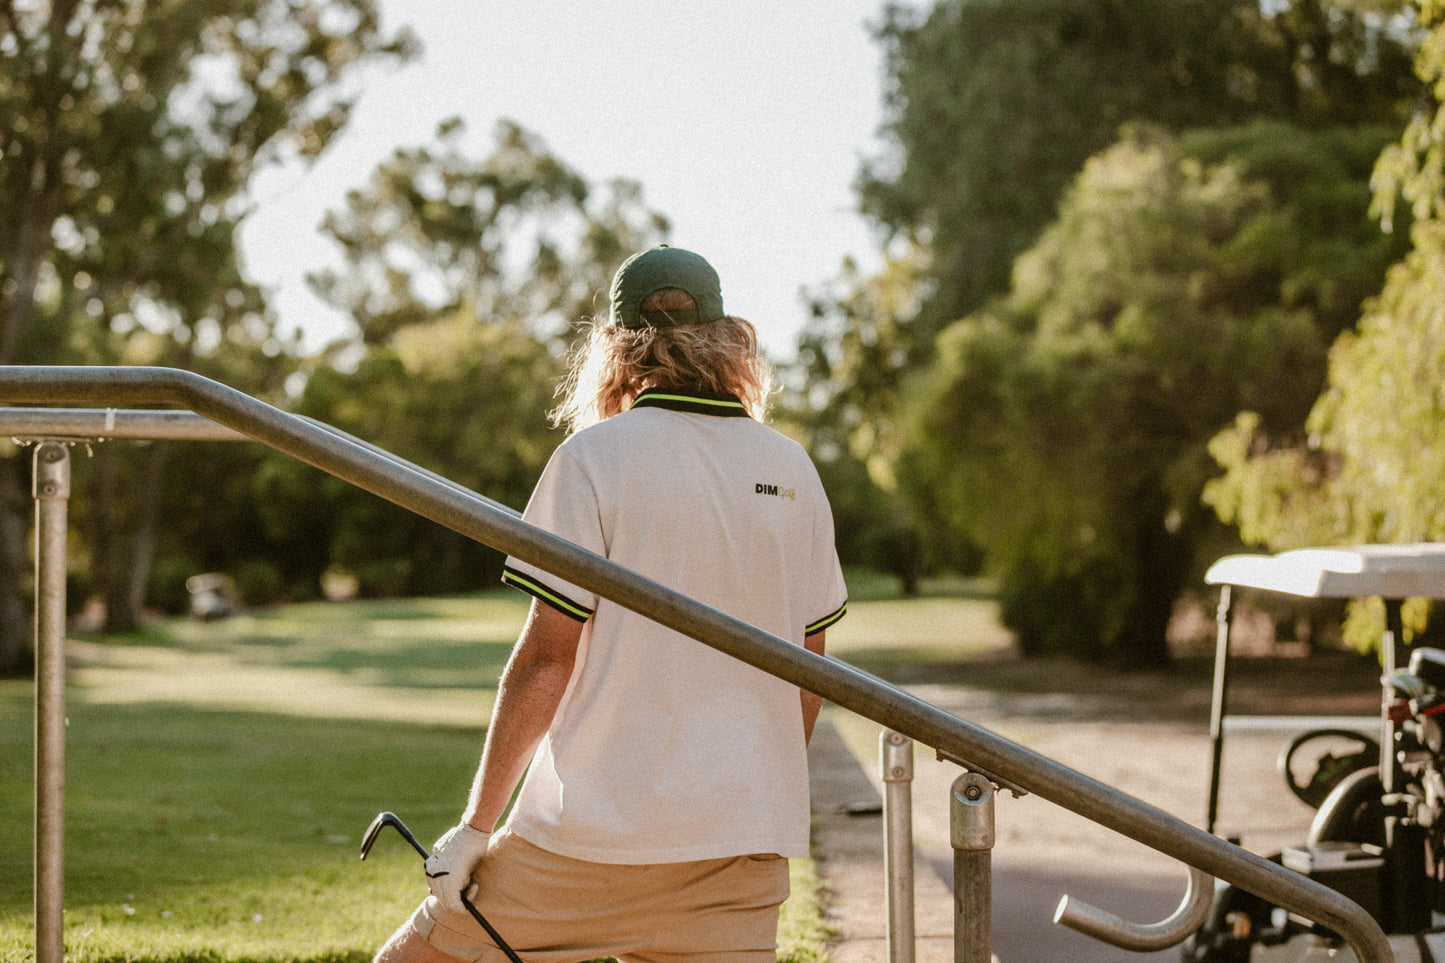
[222,637,517,689]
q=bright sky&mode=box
[239,1,911,362]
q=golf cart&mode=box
[1183,544,1445,962]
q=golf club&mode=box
[361,811,525,963]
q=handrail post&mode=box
[881,729,915,963]
[33,442,70,963]
[951,772,994,963]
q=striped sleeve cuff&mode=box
[501,566,595,622]
[805,600,847,636]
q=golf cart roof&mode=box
[1205,544,1445,600]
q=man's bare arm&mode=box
[801,629,826,745]
[462,600,583,832]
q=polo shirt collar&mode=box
[629,388,750,418]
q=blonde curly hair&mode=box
[551,295,774,434]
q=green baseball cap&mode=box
[609,245,725,329]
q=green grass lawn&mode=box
[0,575,1005,962]
[2,594,521,963]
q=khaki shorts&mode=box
[408,828,791,963]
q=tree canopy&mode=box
[895,122,1405,664]
[1206,0,1445,606]
[0,0,413,666]
[6,0,1440,674]
[796,0,1423,661]
[309,118,668,348]
[0,0,415,368]
[861,0,1418,333]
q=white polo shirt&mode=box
[500,387,848,864]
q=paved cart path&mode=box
[807,656,1379,963]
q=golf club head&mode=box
[359,811,430,861]
[359,811,394,861]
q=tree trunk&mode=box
[0,460,35,675]
[1118,573,1181,669]
[95,443,129,632]
[1114,500,1199,670]
[98,441,169,631]
[124,441,169,622]
[0,156,60,673]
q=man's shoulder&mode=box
[732,417,813,460]
[560,409,649,451]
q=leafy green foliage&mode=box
[0,0,415,367]
[262,311,565,598]
[862,0,1418,332]
[897,124,1404,664]
[1205,223,1445,552]
[309,118,669,349]
[1206,2,1445,650]
[0,0,414,661]
[790,250,947,585]
[797,0,1420,619]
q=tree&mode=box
[0,0,413,664]
[862,0,1417,334]
[896,123,1405,665]
[62,321,302,629]
[797,0,1419,595]
[261,311,563,597]
[309,118,668,349]
[1206,2,1445,648]
[789,247,964,589]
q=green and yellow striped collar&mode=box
[629,388,750,418]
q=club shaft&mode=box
[395,825,430,860]
[464,895,525,963]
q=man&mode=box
[376,245,848,963]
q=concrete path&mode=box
[807,681,1335,962]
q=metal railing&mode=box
[876,730,1215,961]
[1,365,1395,963]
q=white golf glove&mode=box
[425,823,493,916]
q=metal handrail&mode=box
[1054,867,1214,951]
[0,407,519,518]
[0,365,1395,963]
[0,406,250,441]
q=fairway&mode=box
[1,582,1003,962]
